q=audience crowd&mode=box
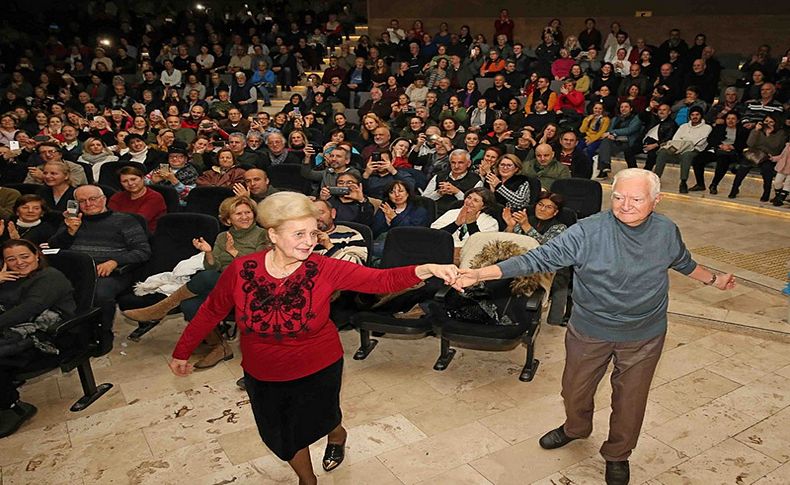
[0,2,788,438]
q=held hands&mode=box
[452,268,482,291]
[169,358,193,376]
[415,263,461,286]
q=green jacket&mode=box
[521,158,571,191]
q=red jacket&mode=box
[557,90,586,114]
[173,251,420,381]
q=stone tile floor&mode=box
[1,165,788,484]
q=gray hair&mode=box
[228,131,246,143]
[612,168,661,199]
[449,148,471,162]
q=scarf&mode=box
[128,146,149,163]
[15,220,41,229]
[80,150,115,165]
[269,150,289,166]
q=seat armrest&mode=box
[45,308,102,338]
[114,262,143,276]
[525,288,545,311]
[433,285,452,302]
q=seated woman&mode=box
[729,113,788,201]
[577,102,611,158]
[617,84,647,114]
[371,180,430,256]
[78,137,119,182]
[0,239,77,438]
[196,148,246,188]
[503,192,569,324]
[485,154,531,210]
[438,95,468,127]
[124,196,269,368]
[431,187,499,249]
[1,195,58,246]
[440,117,466,148]
[108,166,167,232]
[36,160,77,213]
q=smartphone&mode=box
[293,107,301,117]
[159,163,170,172]
[8,141,19,150]
[66,200,79,216]
[33,135,50,142]
[328,186,350,196]
[211,140,225,147]
[372,152,382,162]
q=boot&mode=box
[728,187,739,199]
[194,329,233,369]
[679,180,688,194]
[760,190,771,202]
[772,189,788,207]
[709,184,718,195]
[123,285,197,322]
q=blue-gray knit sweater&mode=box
[497,210,697,341]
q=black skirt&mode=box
[244,358,343,461]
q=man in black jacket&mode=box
[641,104,678,171]
[690,111,749,193]
[557,131,593,179]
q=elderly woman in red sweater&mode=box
[169,192,458,485]
[108,166,167,232]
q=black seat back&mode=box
[525,175,542,205]
[334,221,374,266]
[148,184,181,213]
[75,161,95,184]
[184,186,234,217]
[2,183,41,195]
[410,195,437,224]
[98,161,147,189]
[380,227,454,269]
[47,250,96,312]
[140,213,221,279]
[550,178,603,219]
[266,164,310,194]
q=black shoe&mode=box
[322,439,346,471]
[236,377,246,391]
[709,185,718,195]
[0,401,37,438]
[605,460,630,485]
[595,169,609,180]
[688,184,705,192]
[760,192,770,202]
[539,425,579,449]
[679,181,689,194]
[728,188,739,199]
[94,332,114,357]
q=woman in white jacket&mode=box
[431,187,500,249]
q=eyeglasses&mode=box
[498,163,516,169]
[536,202,558,210]
[76,195,105,205]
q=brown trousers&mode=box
[561,324,665,462]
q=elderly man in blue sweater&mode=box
[453,168,735,485]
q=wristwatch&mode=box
[704,273,718,286]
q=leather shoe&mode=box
[605,460,630,485]
[709,185,718,195]
[322,439,346,471]
[688,184,705,191]
[0,401,37,438]
[678,181,689,194]
[539,425,578,449]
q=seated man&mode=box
[232,168,279,202]
[227,132,266,169]
[524,99,557,135]
[218,107,251,134]
[641,104,678,172]
[325,172,375,227]
[313,199,368,264]
[522,143,571,189]
[421,148,483,215]
[652,106,711,193]
[741,83,784,129]
[594,100,644,179]
[556,130,593,179]
[48,184,151,355]
[358,87,392,120]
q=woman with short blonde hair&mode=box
[169,191,458,485]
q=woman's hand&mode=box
[0,262,20,283]
[502,207,516,228]
[27,167,44,182]
[512,209,531,231]
[193,237,212,253]
[485,172,501,190]
[415,263,459,285]
[225,233,238,257]
[380,202,396,224]
[169,358,193,376]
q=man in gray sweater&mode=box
[453,168,736,485]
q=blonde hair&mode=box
[496,153,523,172]
[42,160,77,187]
[256,192,318,229]
[218,196,257,225]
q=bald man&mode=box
[521,143,571,189]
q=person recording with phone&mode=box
[324,172,375,227]
[302,143,360,195]
[361,150,418,200]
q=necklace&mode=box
[266,251,301,280]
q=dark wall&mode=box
[367,1,790,56]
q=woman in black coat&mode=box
[690,112,750,193]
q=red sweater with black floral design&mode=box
[173,250,420,381]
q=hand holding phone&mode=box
[66,200,79,217]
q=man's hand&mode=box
[347,183,365,202]
[714,273,736,291]
[316,231,333,250]
[27,166,44,182]
[64,212,83,236]
[96,260,118,277]
[319,186,332,201]
[232,182,250,198]
[169,358,193,376]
